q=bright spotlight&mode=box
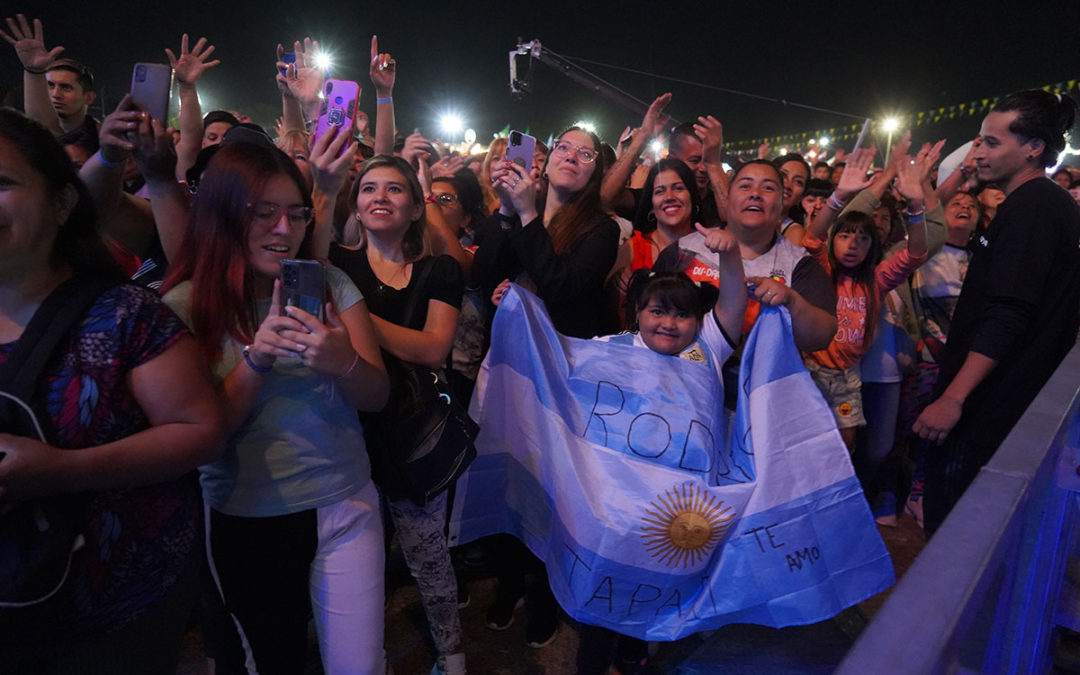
[314,53,332,71]
[882,117,901,133]
[780,147,789,155]
[464,128,476,144]
[649,139,664,155]
[573,120,597,134]
[819,136,830,147]
[440,114,464,136]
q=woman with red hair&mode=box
[162,140,389,674]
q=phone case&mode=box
[281,259,326,321]
[130,63,173,124]
[313,79,361,146]
[506,130,537,171]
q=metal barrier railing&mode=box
[836,340,1080,675]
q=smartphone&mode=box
[506,130,536,171]
[278,51,296,77]
[130,63,173,124]
[281,259,325,321]
[313,78,361,146]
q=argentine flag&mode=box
[450,285,894,641]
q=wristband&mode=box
[97,151,124,169]
[904,213,925,223]
[24,66,48,75]
[424,194,437,204]
[826,193,845,212]
[242,345,273,373]
[376,96,392,104]
[336,352,360,380]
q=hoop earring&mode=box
[693,204,701,215]
[647,212,657,224]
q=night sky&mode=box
[5,2,1079,160]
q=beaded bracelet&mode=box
[242,345,273,373]
[336,352,360,380]
[24,66,48,75]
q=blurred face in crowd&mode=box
[0,137,75,275]
[944,193,978,234]
[833,226,872,270]
[1052,170,1072,189]
[800,193,826,225]
[831,164,845,184]
[547,130,597,194]
[651,169,693,230]
[726,163,783,237]
[202,122,232,149]
[669,135,708,193]
[637,299,700,355]
[46,69,94,121]
[355,165,423,236]
[431,180,468,232]
[870,205,892,241]
[813,164,832,181]
[1070,185,1080,207]
[531,148,548,182]
[778,160,808,211]
[246,173,309,281]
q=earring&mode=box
[647,212,657,224]
[693,204,701,215]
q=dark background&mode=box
[4,1,1078,160]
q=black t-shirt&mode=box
[328,247,464,328]
[940,177,1080,448]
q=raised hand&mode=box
[641,93,671,138]
[400,132,432,169]
[757,140,770,159]
[490,160,536,219]
[166,34,220,88]
[131,114,179,184]
[309,124,355,197]
[276,38,324,105]
[694,115,724,164]
[491,279,512,307]
[98,94,142,164]
[695,222,737,254]
[281,300,359,377]
[0,14,63,72]
[834,147,877,201]
[369,35,395,97]
[894,148,926,209]
[431,154,465,179]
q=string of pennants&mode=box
[724,78,1079,155]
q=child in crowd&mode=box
[799,148,929,449]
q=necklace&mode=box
[371,256,410,294]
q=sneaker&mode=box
[525,601,558,648]
[873,492,898,528]
[485,588,524,630]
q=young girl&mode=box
[800,147,929,449]
[552,225,748,675]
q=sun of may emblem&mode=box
[641,482,735,568]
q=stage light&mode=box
[573,120,597,134]
[440,114,464,137]
[882,117,901,133]
[464,128,476,144]
[649,139,664,155]
[819,136,830,147]
[314,52,332,71]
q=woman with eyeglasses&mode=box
[476,126,621,339]
[160,141,390,674]
[472,127,620,648]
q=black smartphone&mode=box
[278,51,296,77]
[281,259,325,321]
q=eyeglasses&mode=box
[249,201,314,228]
[432,193,459,205]
[552,140,598,163]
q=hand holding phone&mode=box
[506,130,536,171]
[281,259,326,321]
[130,63,173,124]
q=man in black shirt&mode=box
[915,90,1080,533]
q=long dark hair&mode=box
[632,158,703,234]
[827,210,883,350]
[536,126,609,255]
[994,90,1078,167]
[161,141,312,363]
[0,107,119,277]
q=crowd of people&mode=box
[1,13,1079,675]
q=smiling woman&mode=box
[0,108,223,671]
[160,140,390,673]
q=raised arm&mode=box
[600,93,671,211]
[131,114,190,264]
[814,147,876,239]
[166,34,219,180]
[936,139,979,205]
[695,223,745,339]
[0,14,65,135]
[369,35,396,156]
[695,115,729,215]
[308,124,355,260]
[894,150,928,260]
[415,151,473,277]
